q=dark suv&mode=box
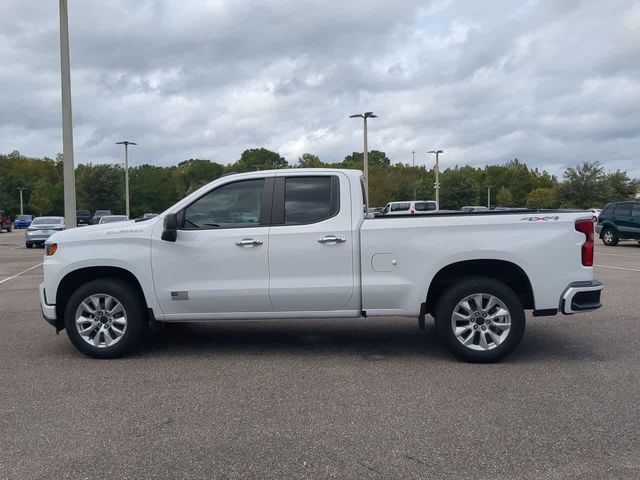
[596,201,640,246]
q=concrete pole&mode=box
[124,143,130,218]
[435,151,440,207]
[19,189,24,215]
[59,0,77,228]
[412,151,416,201]
[363,117,368,203]
[487,185,491,208]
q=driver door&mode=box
[151,176,274,318]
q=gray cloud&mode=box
[1,0,639,177]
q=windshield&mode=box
[32,217,63,225]
[94,210,111,216]
[77,210,90,215]
[101,216,128,223]
[17,215,32,220]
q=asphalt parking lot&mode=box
[1,229,639,480]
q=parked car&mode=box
[588,208,602,222]
[25,216,65,248]
[461,206,490,212]
[76,210,92,226]
[14,214,33,229]
[40,168,602,362]
[596,201,640,246]
[98,215,129,224]
[382,200,438,215]
[92,210,112,224]
[0,211,12,232]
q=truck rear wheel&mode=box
[434,277,525,363]
[64,279,147,358]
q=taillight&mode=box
[575,219,594,267]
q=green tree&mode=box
[232,148,288,172]
[526,187,559,208]
[439,167,479,209]
[603,170,639,204]
[495,187,514,207]
[557,161,608,208]
[342,151,391,169]
[297,153,325,168]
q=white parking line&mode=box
[595,264,640,272]
[0,263,43,286]
[598,252,640,258]
[8,244,24,250]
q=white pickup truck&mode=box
[40,168,602,362]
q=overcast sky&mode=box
[1,0,639,177]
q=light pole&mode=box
[412,150,416,201]
[349,112,377,202]
[16,188,28,215]
[59,0,77,229]
[116,141,137,218]
[427,150,443,207]
[487,185,491,209]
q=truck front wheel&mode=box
[64,279,147,358]
[434,277,525,363]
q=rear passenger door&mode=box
[268,173,356,312]
[613,203,633,238]
[630,204,640,239]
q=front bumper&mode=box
[595,224,602,235]
[560,280,603,314]
[39,283,57,327]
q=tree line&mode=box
[0,149,637,218]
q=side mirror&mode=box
[161,213,178,242]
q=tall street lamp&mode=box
[116,141,137,218]
[412,150,416,201]
[487,185,492,209]
[16,187,29,215]
[59,0,77,229]
[427,150,443,207]
[349,112,377,202]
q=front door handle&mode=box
[236,238,263,247]
[318,235,346,244]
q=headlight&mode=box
[45,243,58,256]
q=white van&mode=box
[382,200,438,215]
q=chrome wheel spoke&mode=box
[484,295,498,313]
[81,301,96,314]
[102,328,114,347]
[109,303,124,316]
[487,329,502,345]
[487,307,509,321]
[77,320,99,336]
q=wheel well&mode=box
[55,267,147,326]
[425,260,534,313]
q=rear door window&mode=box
[631,204,640,218]
[415,201,437,211]
[615,204,632,217]
[283,176,339,225]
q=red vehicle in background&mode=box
[0,210,13,232]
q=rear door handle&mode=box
[318,235,346,244]
[235,238,263,247]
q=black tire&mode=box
[7,225,12,232]
[601,228,618,246]
[64,279,147,358]
[434,277,525,363]
[25,243,32,248]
